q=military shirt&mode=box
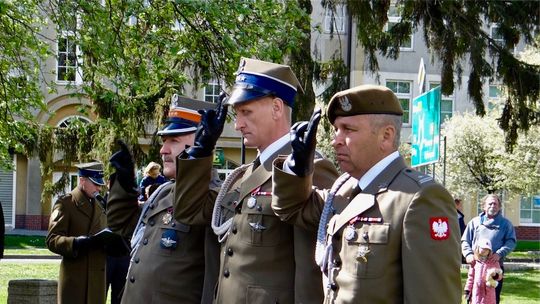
[272,156,462,303]
[107,177,209,304]
[175,145,338,304]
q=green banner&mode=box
[411,86,441,167]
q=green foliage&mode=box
[342,0,539,150]
[0,0,315,198]
[0,0,50,169]
[37,0,309,169]
[441,110,540,197]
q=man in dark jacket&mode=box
[46,162,108,304]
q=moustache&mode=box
[162,156,174,163]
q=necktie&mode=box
[252,157,261,170]
[350,185,362,201]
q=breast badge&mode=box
[162,207,173,225]
[160,229,178,249]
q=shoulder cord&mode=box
[211,164,250,243]
[315,173,351,271]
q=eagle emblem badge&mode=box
[430,217,450,240]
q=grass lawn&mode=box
[0,261,112,304]
[0,259,538,303]
[2,235,538,303]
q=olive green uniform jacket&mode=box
[46,187,107,304]
[107,172,218,304]
[175,146,338,304]
[272,156,462,304]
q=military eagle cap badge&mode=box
[430,217,450,240]
[339,96,352,112]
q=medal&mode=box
[356,245,371,262]
[247,196,257,209]
[162,212,172,225]
[344,225,357,241]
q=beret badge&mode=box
[339,96,352,112]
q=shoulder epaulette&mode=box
[401,168,434,186]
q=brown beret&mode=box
[326,85,403,124]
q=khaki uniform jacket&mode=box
[175,145,338,304]
[272,156,462,304]
[46,187,107,304]
[107,175,212,304]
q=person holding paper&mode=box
[46,162,108,304]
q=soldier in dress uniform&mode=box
[106,96,221,304]
[46,162,108,304]
[271,85,462,303]
[175,58,338,303]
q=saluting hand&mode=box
[109,140,137,193]
[289,108,321,177]
[186,91,229,158]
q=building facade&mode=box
[1,1,538,241]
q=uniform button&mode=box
[329,283,337,291]
[256,205,262,212]
[334,259,342,267]
[149,220,155,226]
[143,238,148,245]
[134,257,140,263]
[172,222,176,227]
[223,269,230,278]
[130,276,135,283]
[227,247,233,256]
[232,226,237,234]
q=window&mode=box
[520,195,540,225]
[386,80,411,124]
[488,84,502,111]
[429,82,454,123]
[57,115,91,128]
[57,35,79,82]
[56,4,81,83]
[204,79,221,103]
[324,4,346,33]
[490,24,505,47]
[387,5,413,51]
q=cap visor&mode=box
[157,123,197,136]
[227,88,267,105]
[89,177,106,186]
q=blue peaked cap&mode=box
[227,58,303,107]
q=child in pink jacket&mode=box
[464,238,503,304]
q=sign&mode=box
[213,148,225,166]
[411,86,441,167]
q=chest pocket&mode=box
[341,223,390,279]
[239,196,291,247]
[155,218,190,257]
